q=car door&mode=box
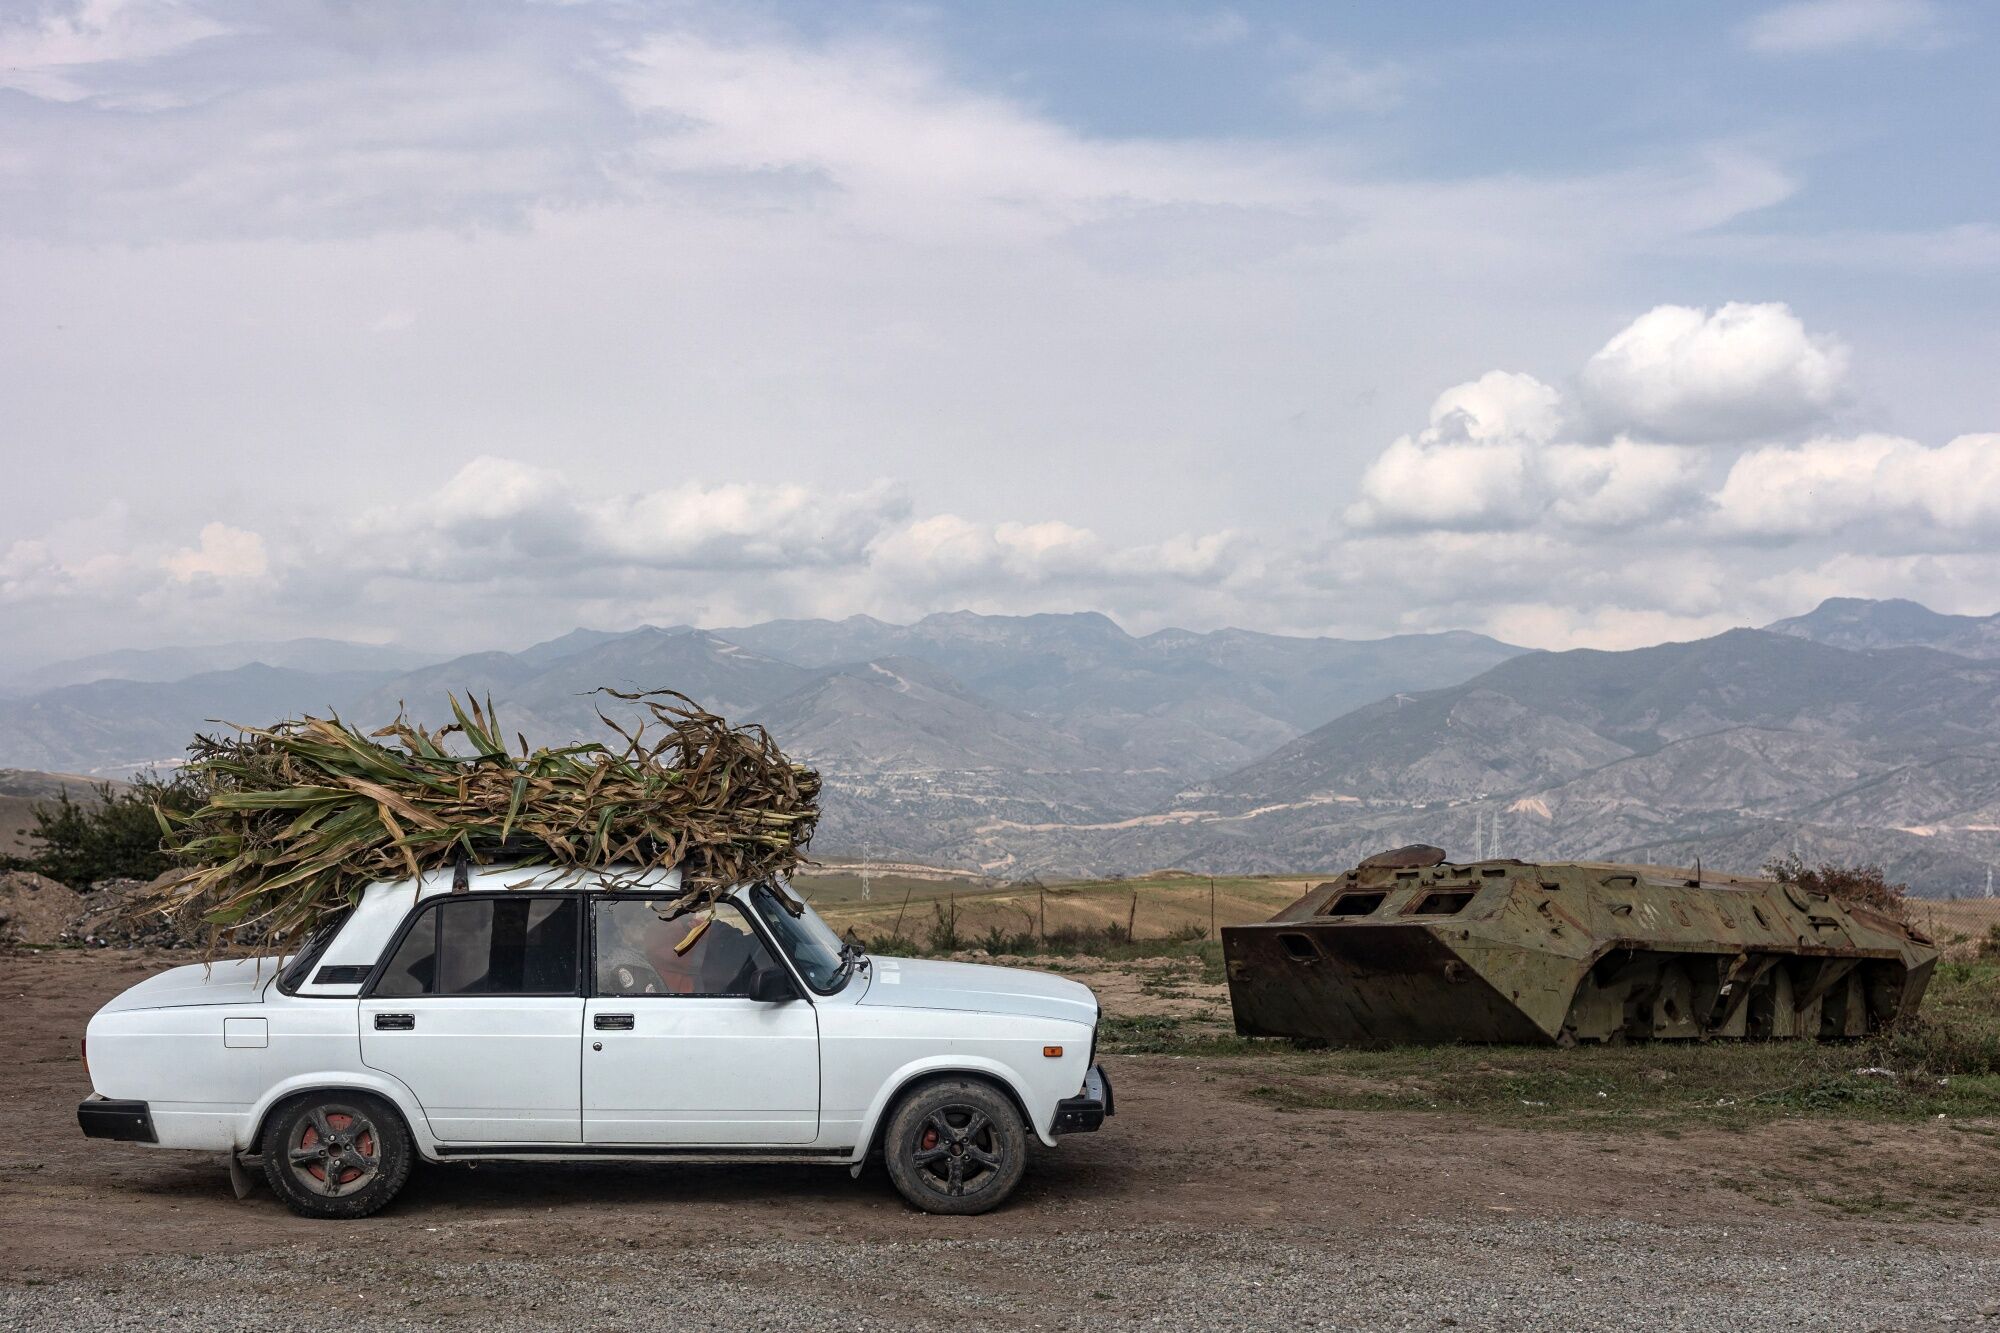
[582,896,819,1145]
[359,893,584,1143]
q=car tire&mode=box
[261,1092,413,1220]
[882,1078,1027,1216]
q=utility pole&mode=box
[1209,875,1217,940]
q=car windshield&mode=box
[747,884,850,992]
[277,907,353,991]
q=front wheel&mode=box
[261,1092,412,1219]
[882,1079,1027,1215]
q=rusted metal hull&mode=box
[1222,850,1938,1047]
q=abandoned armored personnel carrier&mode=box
[1222,846,1938,1046]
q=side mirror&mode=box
[749,967,799,1004]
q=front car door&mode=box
[583,895,819,1145]
[359,893,584,1143]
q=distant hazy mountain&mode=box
[998,628,2000,894]
[16,603,1999,893]
[0,612,1526,871]
[350,627,818,744]
[0,665,396,774]
[13,638,443,692]
[721,611,1526,774]
[1767,597,2000,659]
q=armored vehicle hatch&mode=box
[1222,847,1938,1046]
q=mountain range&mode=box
[3,597,1998,894]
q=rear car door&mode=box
[583,896,819,1145]
[360,893,583,1143]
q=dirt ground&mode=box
[6,949,2000,1331]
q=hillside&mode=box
[1768,597,2000,659]
[9,602,2000,893]
[997,628,2000,893]
[0,666,396,775]
[0,613,1520,812]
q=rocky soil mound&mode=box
[0,872,83,945]
[70,876,206,950]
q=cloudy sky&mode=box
[3,0,1997,672]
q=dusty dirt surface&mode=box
[6,949,2000,1331]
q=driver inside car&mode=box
[597,902,673,995]
[597,899,767,996]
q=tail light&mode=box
[80,1036,89,1079]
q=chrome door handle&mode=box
[593,1013,635,1031]
[373,1013,415,1031]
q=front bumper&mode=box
[1052,1064,1114,1134]
[78,1096,156,1143]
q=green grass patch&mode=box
[1132,962,2000,1127]
[1099,1011,1256,1055]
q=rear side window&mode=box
[374,896,580,997]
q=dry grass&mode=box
[142,690,818,945]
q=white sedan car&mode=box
[77,865,1112,1217]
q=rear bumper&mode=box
[1052,1064,1113,1134]
[78,1097,157,1143]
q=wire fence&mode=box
[1908,897,2000,957]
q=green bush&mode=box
[4,773,202,890]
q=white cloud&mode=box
[1345,369,1702,532]
[1345,436,1536,529]
[1741,0,1948,53]
[1540,441,1707,528]
[163,522,268,582]
[1429,371,1565,444]
[0,9,1990,666]
[613,29,1326,247]
[1712,432,2000,545]
[0,0,227,102]
[1577,302,1849,441]
[354,458,912,580]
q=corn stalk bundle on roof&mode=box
[142,689,819,946]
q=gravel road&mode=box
[4,1217,1998,1331]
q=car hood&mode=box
[98,957,283,1013]
[857,956,1097,1025]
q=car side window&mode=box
[374,896,580,997]
[594,898,778,998]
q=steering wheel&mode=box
[607,958,670,995]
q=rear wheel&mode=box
[261,1093,412,1219]
[882,1079,1027,1216]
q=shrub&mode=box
[924,898,963,953]
[1765,853,1908,918]
[4,773,202,890]
[978,924,1035,955]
